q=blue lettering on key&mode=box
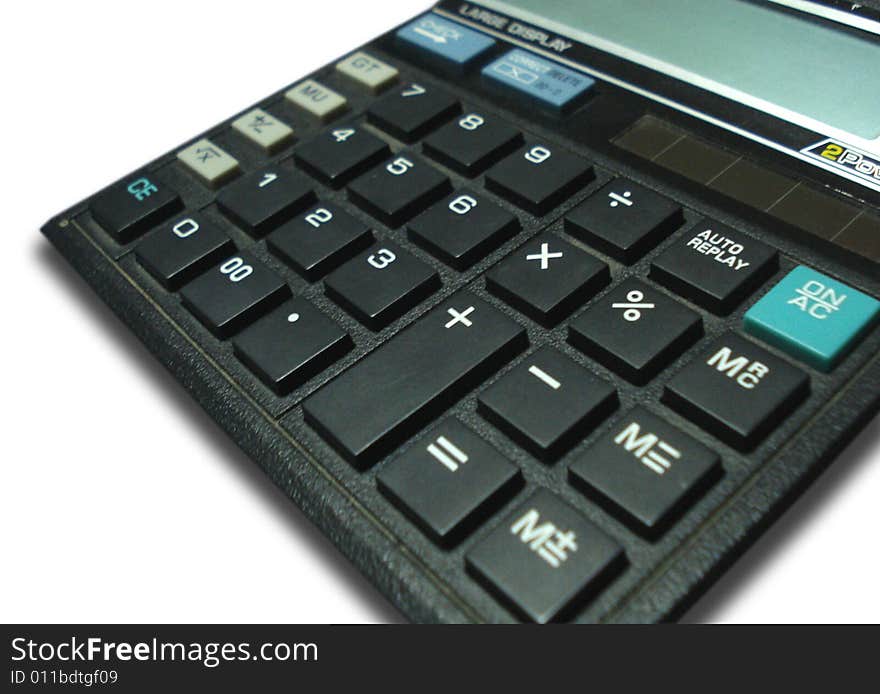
[744,265,880,372]
[126,177,159,202]
[396,13,495,68]
[482,49,595,110]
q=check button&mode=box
[396,14,495,70]
[744,266,880,371]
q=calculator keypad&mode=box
[80,41,880,624]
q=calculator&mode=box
[42,0,880,623]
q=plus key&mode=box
[303,293,527,466]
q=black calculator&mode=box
[43,0,880,623]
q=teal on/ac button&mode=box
[744,266,880,372]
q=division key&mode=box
[302,293,527,466]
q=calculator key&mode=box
[348,153,451,227]
[466,490,623,623]
[176,138,240,188]
[294,125,390,189]
[366,82,460,142]
[90,172,182,244]
[744,266,880,372]
[135,213,233,290]
[651,220,778,313]
[302,292,527,466]
[478,347,617,461]
[232,298,353,395]
[180,252,290,338]
[566,179,683,263]
[324,241,440,330]
[395,13,495,70]
[231,108,294,153]
[482,49,596,112]
[267,203,373,281]
[407,190,519,270]
[336,51,399,92]
[485,144,593,215]
[423,113,523,177]
[217,166,315,237]
[570,408,722,537]
[663,333,810,450]
[569,279,702,385]
[285,79,347,121]
[485,232,609,326]
[377,419,521,545]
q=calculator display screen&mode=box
[481,0,880,142]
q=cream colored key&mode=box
[336,51,398,92]
[285,79,347,120]
[231,108,293,153]
[177,138,239,188]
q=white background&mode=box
[2,0,878,623]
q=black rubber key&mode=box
[423,112,523,177]
[180,251,290,338]
[294,124,390,188]
[302,292,527,466]
[135,213,233,290]
[485,144,593,215]
[267,203,373,281]
[217,166,315,237]
[485,232,609,326]
[569,279,703,384]
[478,347,617,461]
[348,152,451,227]
[232,298,353,395]
[650,220,778,314]
[466,490,624,623]
[377,419,521,545]
[91,171,182,244]
[566,179,683,263]
[367,82,460,142]
[663,333,810,450]
[570,407,722,538]
[324,241,440,330]
[407,190,520,269]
